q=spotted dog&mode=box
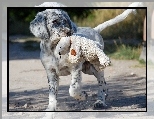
[30,6,138,110]
[30,9,108,110]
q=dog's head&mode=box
[30,9,77,43]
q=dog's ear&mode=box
[70,21,77,33]
[30,12,49,40]
[62,11,77,34]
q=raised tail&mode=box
[94,2,143,33]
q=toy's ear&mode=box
[71,43,81,58]
[62,11,77,34]
[71,49,76,56]
[30,12,49,40]
[69,47,82,64]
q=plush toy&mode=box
[55,35,111,70]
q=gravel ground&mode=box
[8,59,146,111]
[2,36,153,119]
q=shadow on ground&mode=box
[9,74,146,111]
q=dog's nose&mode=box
[66,31,71,36]
[30,22,34,28]
[30,20,34,25]
[30,20,36,26]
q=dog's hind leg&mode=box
[69,63,88,100]
[91,66,108,109]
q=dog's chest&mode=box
[40,41,71,76]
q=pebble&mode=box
[24,90,27,93]
[23,103,28,108]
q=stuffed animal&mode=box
[55,35,111,70]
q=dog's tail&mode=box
[94,2,143,33]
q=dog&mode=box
[30,5,139,111]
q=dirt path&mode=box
[9,59,146,111]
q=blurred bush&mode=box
[9,8,46,35]
[9,8,146,40]
[72,9,146,40]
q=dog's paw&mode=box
[46,104,56,111]
[99,56,111,68]
[69,87,88,100]
[93,100,107,109]
[104,59,111,67]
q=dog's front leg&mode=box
[41,55,59,111]
[69,63,88,100]
[46,69,59,111]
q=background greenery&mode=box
[9,8,146,39]
[8,8,146,62]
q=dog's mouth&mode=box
[51,29,72,46]
[66,31,71,36]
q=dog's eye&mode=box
[63,19,66,24]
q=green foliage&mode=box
[8,8,146,40]
[72,9,146,40]
[110,45,141,60]
[9,8,46,35]
[104,41,142,60]
[139,59,146,64]
[8,8,93,35]
[8,8,146,62]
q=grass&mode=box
[73,9,146,40]
[104,40,143,62]
[109,44,141,60]
[104,41,146,65]
[139,59,146,64]
[9,9,146,40]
